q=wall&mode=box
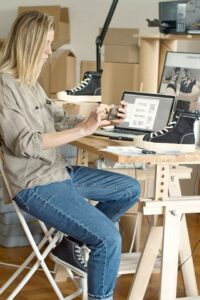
[0,0,200,81]
[0,0,169,81]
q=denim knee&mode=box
[105,227,122,252]
[127,177,141,205]
[92,226,122,257]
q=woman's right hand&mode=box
[77,109,111,137]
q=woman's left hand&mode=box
[112,100,127,123]
[97,101,127,127]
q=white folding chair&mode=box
[0,151,87,300]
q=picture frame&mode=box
[159,51,200,111]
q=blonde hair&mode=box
[0,10,54,86]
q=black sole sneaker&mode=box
[50,236,87,276]
[134,110,200,153]
[57,71,102,102]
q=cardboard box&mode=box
[81,60,140,105]
[102,62,140,104]
[63,102,98,117]
[103,28,139,45]
[51,49,76,94]
[105,45,139,64]
[102,28,139,63]
[39,56,51,96]
[80,60,97,81]
[39,49,76,97]
[18,6,70,50]
[52,99,98,118]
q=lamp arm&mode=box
[96,0,119,72]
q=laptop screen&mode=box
[115,91,175,133]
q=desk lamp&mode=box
[57,0,118,100]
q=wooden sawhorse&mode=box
[128,163,200,300]
[69,137,200,299]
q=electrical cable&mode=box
[178,238,200,271]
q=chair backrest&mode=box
[0,150,12,203]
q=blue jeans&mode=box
[14,166,140,300]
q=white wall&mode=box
[0,0,160,58]
[0,0,161,80]
[0,0,200,82]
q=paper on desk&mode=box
[101,146,143,156]
[101,146,186,156]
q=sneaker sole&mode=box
[49,253,87,277]
[56,92,102,103]
[133,135,196,153]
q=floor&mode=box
[0,214,200,300]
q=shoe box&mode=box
[52,99,99,118]
[100,28,140,64]
[80,60,140,105]
[102,62,140,104]
[18,5,70,50]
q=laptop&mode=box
[94,91,175,140]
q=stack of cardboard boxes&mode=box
[102,27,140,105]
[81,28,140,105]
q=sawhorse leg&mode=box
[168,173,198,297]
[127,164,198,300]
[127,226,163,300]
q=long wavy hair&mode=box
[0,10,54,86]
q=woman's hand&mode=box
[98,101,127,125]
[76,101,127,137]
[111,100,127,124]
[77,110,103,136]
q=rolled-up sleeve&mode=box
[37,84,85,131]
[51,101,84,131]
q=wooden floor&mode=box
[0,214,200,300]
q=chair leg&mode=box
[1,201,84,300]
[0,227,58,295]
[6,232,64,300]
[80,277,88,300]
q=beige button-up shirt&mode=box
[0,72,83,200]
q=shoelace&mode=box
[149,116,179,138]
[149,110,200,139]
[68,75,91,93]
[74,244,87,268]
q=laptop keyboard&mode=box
[112,129,146,135]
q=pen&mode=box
[109,136,134,141]
[141,149,156,154]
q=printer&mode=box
[159,0,200,34]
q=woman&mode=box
[0,11,140,300]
